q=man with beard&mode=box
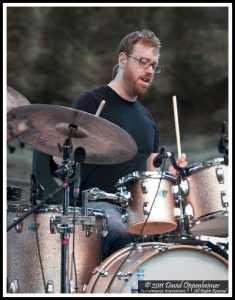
[71,29,187,260]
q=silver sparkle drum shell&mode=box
[185,158,228,236]
[126,171,177,235]
[7,204,107,293]
[86,242,228,293]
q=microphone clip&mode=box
[153,146,170,168]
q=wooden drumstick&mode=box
[172,95,182,159]
[95,100,106,117]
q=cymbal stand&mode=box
[56,125,75,293]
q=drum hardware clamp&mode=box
[85,187,131,207]
[50,215,96,234]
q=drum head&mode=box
[86,242,228,293]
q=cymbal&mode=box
[7,86,30,140]
[7,86,30,113]
[7,104,138,164]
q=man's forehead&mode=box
[133,41,159,57]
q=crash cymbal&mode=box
[7,86,30,113]
[7,86,30,140]
[7,104,138,164]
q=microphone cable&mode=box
[70,162,82,293]
[32,209,47,292]
[104,155,168,293]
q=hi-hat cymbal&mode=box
[7,104,138,164]
[7,86,30,112]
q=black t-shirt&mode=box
[72,85,159,193]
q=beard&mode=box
[123,66,152,97]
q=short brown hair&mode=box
[118,29,161,56]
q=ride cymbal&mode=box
[7,104,138,164]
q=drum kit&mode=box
[6,86,229,294]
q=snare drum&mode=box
[122,171,177,235]
[7,204,108,293]
[86,242,228,293]
[184,157,228,236]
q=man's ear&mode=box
[118,52,127,68]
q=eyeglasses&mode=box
[126,53,162,74]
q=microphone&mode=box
[218,121,228,154]
[73,147,86,200]
[114,174,136,189]
[30,174,45,204]
[153,146,166,168]
[73,162,81,200]
[74,147,86,163]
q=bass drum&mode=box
[86,242,228,293]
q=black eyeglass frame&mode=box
[126,53,162,74]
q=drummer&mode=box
[71,29,187,260]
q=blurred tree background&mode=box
[6,5,229,185]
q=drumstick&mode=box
[95,100,106,117]
[172,95,181,159]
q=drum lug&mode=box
[13,217,23,233]
[8,279,19,293]
[116,271,132,281]
[152,244,168,252]
[50,215,57,234]
[69,279,80,293]
[141,180,148,193]
[184,203,194,219]
[143,202,150,215]
[201,245,212,253]
[172,184,185,203]
[121,211,128,223]
[82,224,92,237]
[46,280,54,293]
[135,243,143,250]
[221,190,228,207]
[101,216,109,237]
[92,267,108,277]
[172,184,181,199]
[174,207,183,219]
[216,167,224,184]
[82,284,87,293]
[179,178,189,195]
